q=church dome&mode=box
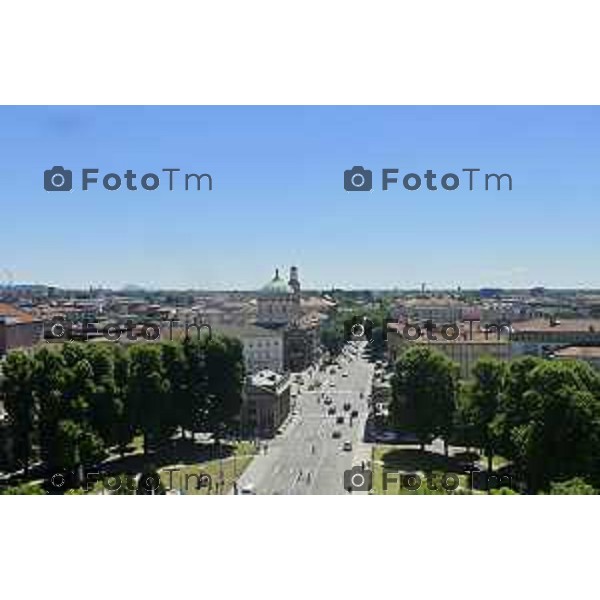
[260,268,294,295]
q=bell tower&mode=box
[289,266,300,295]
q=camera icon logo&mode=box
[343,466,372,493]
[344,166,372,192]
[44,319,74,343]
[44,166,73,192]
[47,468,79,492]
[344,315,374,344]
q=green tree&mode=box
[205,336,245,443]
[53,418,104,479]
[127,344,169,456]
[1,483,47,495]
[495,356,544,461]
[85,344,123,447]
[59,344,105,471]
[161,341,189,438]
[320,324,345,356]
[61,345,94,424]
[389,346,459,452]
[514,360,600,492]
[454,392,479,453]
[549,477,597,495]
[182,337,209,437]
[462,357,506,472]
[33,347,67,472]
[489,487,518,495]
[2,351,35,475]
[111,345,134,455]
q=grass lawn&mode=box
[158,453,253,495]
[158,439,257,494]
[126,434,145,455]
[371,445,472,494]
[370,445,513,494]
[88,438,257,494]
[490,455,510,470]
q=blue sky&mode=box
[0,106,598,290]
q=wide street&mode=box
[236,343,374,494]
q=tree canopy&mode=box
[389,346,459,451]
[1,334,245,489]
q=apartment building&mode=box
[510,318,600,356]
[214,324,284,374]
[0,303,42,357]
[283,323,320,372]
[386,321,511,379]
[479,300,542,324]
[386,316,600,378]
[393,297,475,325]
[241,369,292,438]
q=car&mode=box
[240,484,256,495]
[343,441,352,451]
[351,409,359,418]
[343,402,351,412]
[329,381,336,388]
[342,371,349,377]
[327,406,336,415]
[336,415,344,424]
[324,397,332,405]
[332,430,341,439]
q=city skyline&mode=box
[1,106,599,289]
[3,278,600,293]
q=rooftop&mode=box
[0,303,36,324]
[512,318,600,333]
[387,321,510,343]
[400,297,471,308]
[249,369,289,390]
[260,269,294,296]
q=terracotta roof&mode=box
[0,303,36,324]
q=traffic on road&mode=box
[235,342,374,494]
